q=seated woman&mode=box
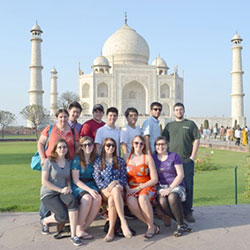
[152,136,192,237]
[40,138,82,246]
[71,136,102,239]
[126,135,159,238]
[93,138,132,242]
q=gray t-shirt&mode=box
[40,158,71,200]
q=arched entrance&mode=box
[122,81,146,114]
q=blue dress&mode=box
[71,155,99,198]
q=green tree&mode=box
[20,105,49,139]
[0,110,16,138]
[58,91,79,109]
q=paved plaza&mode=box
[0,204,250,250]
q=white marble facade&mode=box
[78,21,183,121]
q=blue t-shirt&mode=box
[71,155,99,198]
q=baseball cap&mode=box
[92,104,104,113]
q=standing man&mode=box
[80,104,105,140]
[95,107,120,156]
[68,101,82,134]
[162,102,200,223]
[142,102,162,155]
[121,107,141,158]
[234,125,241,146]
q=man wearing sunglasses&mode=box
[162,102,200,223]
[142,102,162,155]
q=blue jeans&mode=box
[40,200,50,220]
[182,159,194,215]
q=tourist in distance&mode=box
[37,108,79,221]
[95,107,120,156]
[68,101,83,134]
[80,104,105,140]
[93,138,132,242]
[235,125,241,146]
[120,107,141,159]
[142,102,162,155]
[153,136,192,237]
[126,135,159,238]
[71,136,102,240]
[40,138,82,246]
[162,102,200,223]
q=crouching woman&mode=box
[40,138,82,246]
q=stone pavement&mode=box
[0,204,250,250]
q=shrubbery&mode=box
[195,151,217,171]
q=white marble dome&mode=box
[93,55,110,66]
[102,24,150,65]
[152,56,168,68]
[231,33,242,42]
[31,24,42,32]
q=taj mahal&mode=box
[28,17,246,128]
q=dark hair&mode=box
[55,109,69,118]
[130,135,146,154]
[150,102,162,110]
[68,101,82,112]
[100,138,119,171]
[78,136,96,169]
[173,102,185,110]
[124,107,139,117]
[106,107,118,116]
[49,138,70,161]
[154,136,169,153]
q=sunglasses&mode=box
[134,141,144,146]
[153,108,162,112]
[156,143,166,147]
[57,146,67,149]
[81,142,93,148]
[105,143,115,148]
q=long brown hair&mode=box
[78,136,96,169]
[100,138,119,171]
[49,138,70,161]
[130,135,146,155]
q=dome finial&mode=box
[125,12,128,25]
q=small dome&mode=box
[50,68,57,74]
[152,56,168,68]
[93,56,110,66]
[31,23,42,33]
[231,33,242,42]
[102,24,150,65]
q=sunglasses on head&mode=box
[81,142,93,148]
[153,108,162,112]
[134,141,144,146]
[105,143,115,148]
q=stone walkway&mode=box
[0,205,250,250]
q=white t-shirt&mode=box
[95,124,120,156]
[120,125,141,153]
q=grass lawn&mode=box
[0,142,249,212]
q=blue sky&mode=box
[0,0,249,125]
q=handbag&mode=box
[30,125,53,171]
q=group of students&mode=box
[37,101,199,246]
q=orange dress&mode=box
[126,154,156,202]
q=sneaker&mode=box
[41,224,50,235]
[71,236,83,246]
[184,213,195,223]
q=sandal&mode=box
[144,225,160,239]
[79,232,93,240]
[173,223,192,237]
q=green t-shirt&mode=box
[162,119,200,162]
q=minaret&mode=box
[28,23,44,127]
[50,68,58,116]
[231,33,245,127]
